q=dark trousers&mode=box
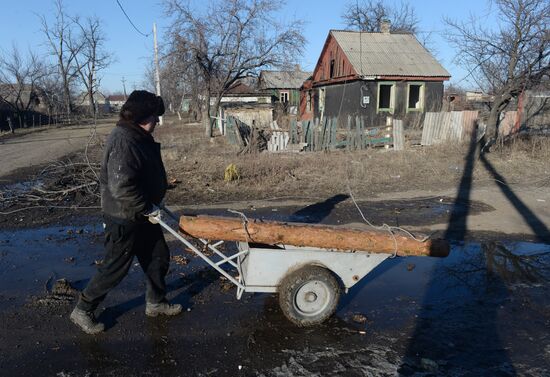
[77,221,170,312]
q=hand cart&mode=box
[150,205,393,327]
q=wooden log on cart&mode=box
[179,215,450,257]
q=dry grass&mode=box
[155,116,550,205]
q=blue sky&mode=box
[0,0,496,93]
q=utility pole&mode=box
[121,77,127,99]
[153,22,163,125]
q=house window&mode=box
[330,59,335,79]
[306,90,312,112]
[280,91,289,103]
[377,82,395,113]
[407,83,424,111]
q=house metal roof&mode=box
[331,30,450,78]
[260,70,312,89]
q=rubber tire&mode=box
[278,265,340,327]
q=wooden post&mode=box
[393,119,405,151]
[331,117,337,148]
[312,118,319,151]
[354,115,363,149]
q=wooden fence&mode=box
[421,111,479,145]
[224,115,405,153]
[296,116,401,151]
[224,116,251,147]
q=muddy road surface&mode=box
[1,201,549,377]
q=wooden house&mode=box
[300,29,450,126]
[259,70,311,115]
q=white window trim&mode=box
[280,91,289,103]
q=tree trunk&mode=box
[486,105,500,142]
[202,103,212,138]
[485,94,511,143]
[7,117,14,134]
[88,88,95,116]
[62,74,72,117]
[179,214,450,257]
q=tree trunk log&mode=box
[179,215,450,257]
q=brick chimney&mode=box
[380,19,391,34]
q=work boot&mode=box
[145,302,183,317]
[70,307,105,334]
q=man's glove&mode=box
[144,206,161,224]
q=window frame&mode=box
[279,91,289,103]
[377,81,395,114]
[406,82,425,112]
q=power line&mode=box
[116,0,150,38]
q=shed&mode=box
[213,80,273,132]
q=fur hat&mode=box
[120,90,165,124]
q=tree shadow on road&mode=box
[398,130,527,375]
[289,194,349,223]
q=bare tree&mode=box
[165,0,305,137]
[153,43,206,121]
[39,0,82,116]
[445,0,550,148]
[0,44,49,121]
[36,72,65,120]
[70,16,113,116]
[342,0,419,33]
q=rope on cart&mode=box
[227,209,253,244]
[347,185,431,258]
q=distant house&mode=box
[0,84,47,112]
[75,91,110,113]
[212,79,273,131]
[107,94,127,112]
[300,28,451,126]
[0,84,50,130]
[259,69,312,114]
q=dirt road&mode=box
[0,120,548,376]
[0,121,113,178]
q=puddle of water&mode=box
[0,179,44,198]
[0,224,104,305]
[0,221,548,376]
[183,196,492,227]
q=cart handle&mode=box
[146,204,246,291]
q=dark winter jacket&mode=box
[100,120,167,224]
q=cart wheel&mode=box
[278,265,340,327]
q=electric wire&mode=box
[116,0,150,38]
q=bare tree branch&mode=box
[72,15,114,115]
[38,0,83,116]
[444,0,550,148]
[0,44,49,122]
[164,0,306,137]
[341,0,419,34]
